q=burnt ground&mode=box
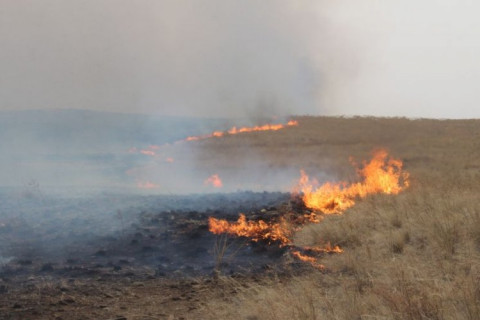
[0,191,313,319]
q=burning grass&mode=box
[198,116,480,320]
[185,120,298,142]
[203,181,480,320]
[298,149,409,214]
[208,150,409,269]
[2,116,480,319]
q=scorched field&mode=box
[1,116,479,320]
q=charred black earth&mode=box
[0,190,310,280]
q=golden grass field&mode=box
[2,116,480,319]
[194,116,480,319]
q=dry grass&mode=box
[197,117,480,320]
[3,116,479,320]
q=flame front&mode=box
[299,150,410,214]
[208,150,410,269]
[185,120,298,142]
[131,120,298,158]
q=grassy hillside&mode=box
[1,116,479,319]
[196,116,480,319]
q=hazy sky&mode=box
[1,1,479,118]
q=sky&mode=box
[1,0,480,119]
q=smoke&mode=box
[317,0,480,119]
[0,0,327,118]
[2,1,480,118]
[2,1,480,277]
[2,0,480,190]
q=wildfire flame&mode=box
[131,120,298,158]
[185,120,298,142]
[299,149,409,214]
[303,243,344,254]
[291,251,325,270]
[208,150,409,269]
[209,214,291,246]
[204,174,223,188]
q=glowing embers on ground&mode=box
[298,149,410,214]
[185,120,298,142]
[208,150,409,270]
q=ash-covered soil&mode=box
[0,191,308,279]
[0,190,316,319]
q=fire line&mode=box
[184,120,298,143]
[208,150,409,269]
[131,120,298,158]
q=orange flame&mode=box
[227,121,297,135]
[289,244,343,269]
[209,214,291,246]
[291,251,325,270]
[204,174,223,188]
[299,150,410,214]
[208,150,410,269]
[303,243,344,254]
[185,136,201,142]
[208,212,343,268]
[185,120,298,142]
